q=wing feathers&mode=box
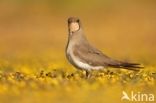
[73,43,143,71]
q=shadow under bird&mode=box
[66,17,142,77]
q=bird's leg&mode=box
[85,70,91,78]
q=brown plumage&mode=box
[66,17,143,73]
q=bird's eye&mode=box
[77,20,79,22]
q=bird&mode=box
[65,17,142,77]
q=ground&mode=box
[0,56,155,103]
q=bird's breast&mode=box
[66,44,104,70]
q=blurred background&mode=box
[0,1,156,103]
[0,0,156,65]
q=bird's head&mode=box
[68,17,81,33]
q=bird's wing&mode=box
[73,43,118,67]
[73,43,142,70]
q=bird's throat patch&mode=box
[70,22,80,32]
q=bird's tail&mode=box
[109,61,143,71]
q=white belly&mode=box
[67,49,104,70]
[73,57,104,70]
